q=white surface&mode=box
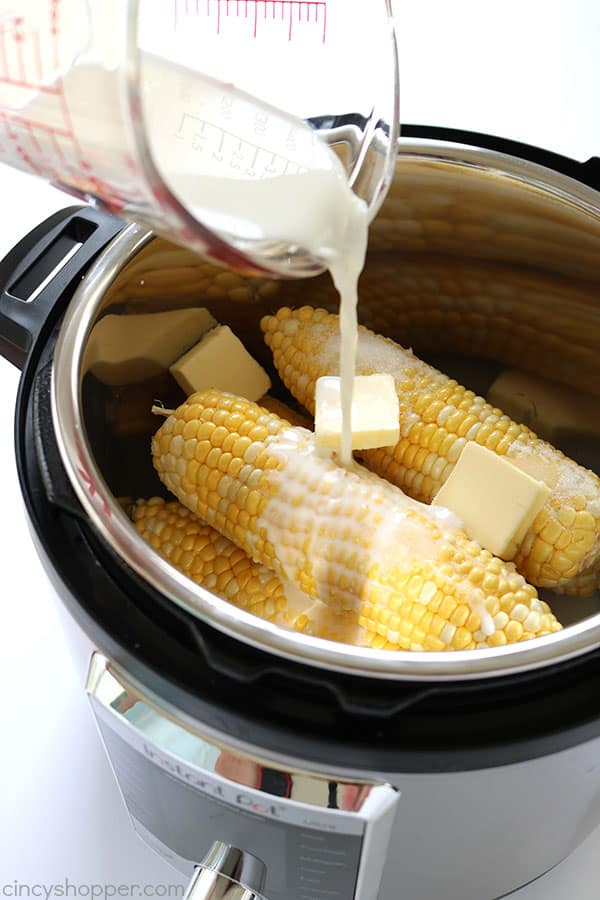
[397,0,600,161]
[1,3,600,896]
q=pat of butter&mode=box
[170,324,271,401]
[433,442,550,559]
[314,375,400,452]
[85,307,216,385]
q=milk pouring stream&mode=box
[0,0,393,454]
[138,54,370,461]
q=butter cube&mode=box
[433,442,550,559]
[170,325,271,401]
[85,307,216,385]
[314,375,400,452]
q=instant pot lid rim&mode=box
[51,138,600,683]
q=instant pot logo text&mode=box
[1,882,184,900]
[142,743,286,818]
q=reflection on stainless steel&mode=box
[373,143,600,281]
[88,654,398,900]
[54,140,600,680]
[87,653,375,810]
[197,842,266,891]
[185,864,262,900]
[181,842,266,900]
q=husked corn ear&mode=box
[110,239,281,307]
[273,254,600,398]
[258,395,313,429]
[556,567,600,597]
[132,497,363,642]
[132,496,286,620]
[261,307,600,593]
[152,389,561,651]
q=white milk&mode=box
[256,427,501,650]
[140,54,369,463]
[7,47,368,460]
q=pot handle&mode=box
[0,205,123,370]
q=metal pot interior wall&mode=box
[75,141,600,657]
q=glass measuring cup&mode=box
[0,0,398,276]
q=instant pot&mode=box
[3,126,600,900]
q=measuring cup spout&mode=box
[0,0,399,276]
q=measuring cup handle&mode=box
[0,206,124,371]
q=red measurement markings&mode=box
[0,113,56,177]
[0,75,60,91]
[17,145,45,176]
[12,17,25,83]
[0,6,85,179]
[50,0,60,70]
[15,142,44,176]
[0,111,12,148]
[0,111,11,153]
[3,111,76,180]
[49,127,66,163]
[263,0,327,40]
[24,119,42,154]
[33,27,43,82]
[0,14,61,92]
[87,175,126,214]
[0,22,8,81]
[175,0,327,41]
[55,84,81,151]
[49,0,85,167]
[0,113,44,176]
[2,112,70,138]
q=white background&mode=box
[1,1,600,898]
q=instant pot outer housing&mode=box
[4,126,600,900]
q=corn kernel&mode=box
[152,389,563,651]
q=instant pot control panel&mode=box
[87,654,398,900]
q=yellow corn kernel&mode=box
[261,307,600,593]
[132,497,366,644]
[152,391,562,651]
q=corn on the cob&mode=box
[151,389,561,650]
[132,496,364,643]
[261,307,600,593]
[555,566,600,597]
[110,238,281,307]
[371,158,600,280]
[256,395,313,429]
[270,254,600,398]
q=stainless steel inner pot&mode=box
[51,137,600,681]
